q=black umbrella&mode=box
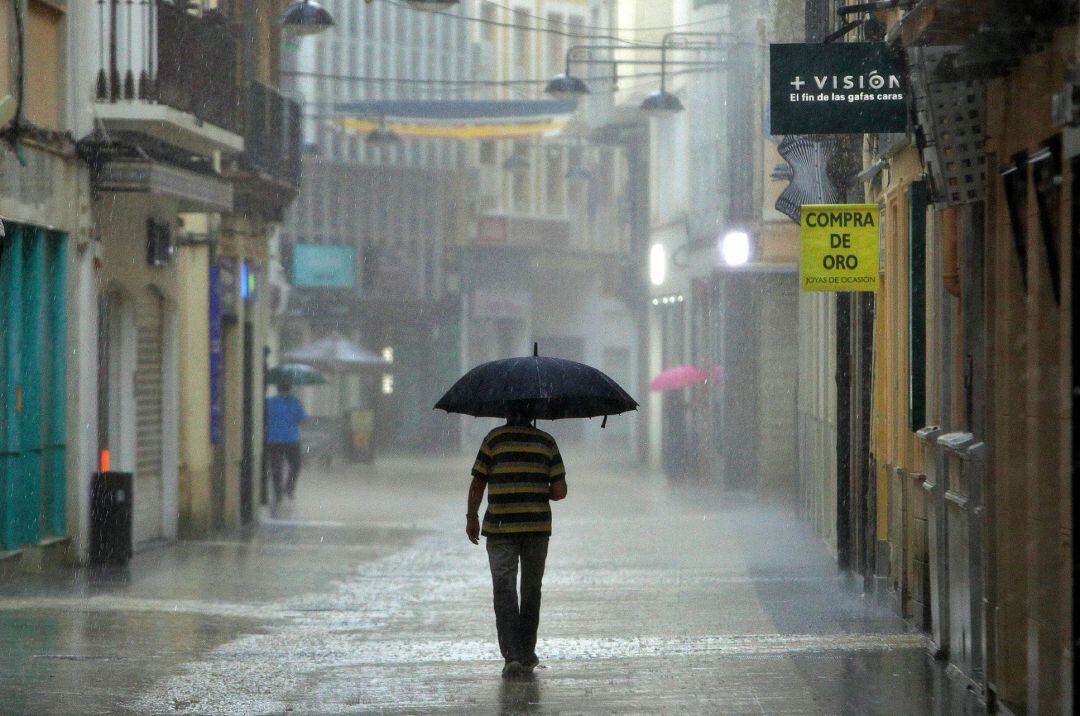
[434,344,638,424]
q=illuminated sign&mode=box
[292,244,356,289]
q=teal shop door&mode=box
[0,223,68,551]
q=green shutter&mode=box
[1,226,23,549]
[44,233,67,536]
[909,181,928,432]
[0,225,68,549]
[18,229,45,547]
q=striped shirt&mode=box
[471,425,566,536]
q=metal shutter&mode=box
[133,289,164,546]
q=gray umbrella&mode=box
[282,333,388,372]
[282,333,390,423]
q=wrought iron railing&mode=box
[95,1,240,135]
[239,83,302,187]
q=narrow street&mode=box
[1,453,950,714]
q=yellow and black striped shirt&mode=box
[472,425,566,536]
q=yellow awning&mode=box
[335,118,567,140]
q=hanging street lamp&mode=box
[545,73,590,102]
[366,119,402,146]
[639,90,684,117]
[405,0,460,10]
[280,0,335,36]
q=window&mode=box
[481,4,497,42]
[513,9,531,76]
[908,180,927,432]
[480,141,496,165]
[568,15,585,40]
[546,13,564,75]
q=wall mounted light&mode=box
[649,243,667,286]
[721,230,750,267]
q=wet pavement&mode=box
[0,452,960,714]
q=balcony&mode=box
[94,1,243,156]
[890,1,1072,62]
[225,83,303,219]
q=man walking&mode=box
[466,413,568,678]
[266,383,307,503]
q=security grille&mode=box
[909,46,987,206]
[134,289,165,545]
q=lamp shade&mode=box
[405,0,460,10]
[545,74,590,101]
[640,90,684,117]
[280,0,334,36]
[366,126,402,146]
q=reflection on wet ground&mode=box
[0,454,965,714]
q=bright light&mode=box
[382,346,395,364]
[649,243,667,286]
[721,231,751,267]
[381,373,395,395]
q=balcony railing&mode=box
[239,83,302,187]
[95,1,240,135]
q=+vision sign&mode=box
[801,204,880,293]
[770,43,907,135]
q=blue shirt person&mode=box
[265,384,308,502]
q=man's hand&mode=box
[466,515,480,545]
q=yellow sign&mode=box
[800,204,880,292]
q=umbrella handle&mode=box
[601,415,608,429]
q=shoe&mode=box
[501,660,523,678]
[522,655,539,673]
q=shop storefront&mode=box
[0,222,68,551]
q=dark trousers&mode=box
[486,533,550,663]
[266,443,301,500]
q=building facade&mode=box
[0,0,89,573]
[624,0,800,488]
[792,2,1077,713]
[458,0,642,454]
[82,0,300,543]
[280,0,475,453]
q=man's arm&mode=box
[466,477,486,545]
[550,478,567,501]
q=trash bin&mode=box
[348,408,375,463]
[90,471,133,566]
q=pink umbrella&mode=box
[650,365,708,392]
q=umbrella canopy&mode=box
[283,333,388,372]
[649,365,708,392]
[435,350,638,420]
[266,363,327,387]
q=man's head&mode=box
[505,405,533,426]
[278,383,292,394]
